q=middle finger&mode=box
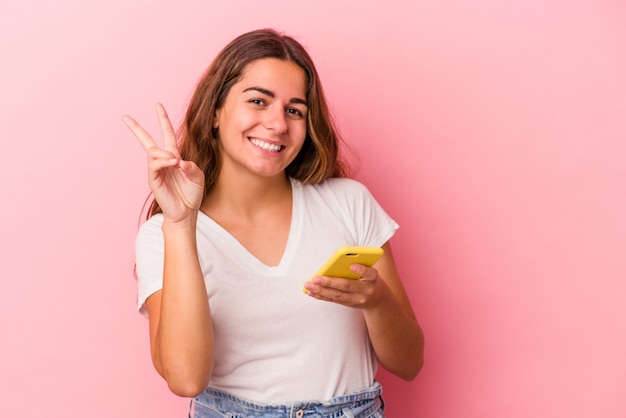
[122,114,158,152]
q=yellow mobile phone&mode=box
[313,246,384,279]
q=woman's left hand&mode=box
[304,241,424,381]
[303,264,389,310]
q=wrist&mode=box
[363,280,396,314]
[162,213,198,233]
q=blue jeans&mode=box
[189,382,385,418]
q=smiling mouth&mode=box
[250,138,284,152]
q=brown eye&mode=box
[286,107,304,118]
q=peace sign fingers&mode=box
[122,103,179,157]
[121,113,157,153]
[155,103,180,156]
[122,103,205,222]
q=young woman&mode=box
[123,28,424,418]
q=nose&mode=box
[264,106,288,134]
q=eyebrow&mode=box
[243,87,308,106]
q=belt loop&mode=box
[188,398,194,418]
[342,408,355,418]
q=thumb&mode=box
[352,264,377,282]
[179,160,205,185]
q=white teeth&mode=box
[250,138,282,152]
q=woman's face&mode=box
[214,58,308,181]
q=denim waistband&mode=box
[190,382,384,418]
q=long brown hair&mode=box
[146,28,348,218]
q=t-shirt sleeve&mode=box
[135,214,165,317]
[341,179,399,247]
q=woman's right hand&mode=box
[122,103,205,223]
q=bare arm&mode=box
[304,241,424,380]
[145,218,214,397]
[124,104,214,397]
[361,242,424,380]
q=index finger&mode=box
[121,114,157,152]
[155,103,179,152]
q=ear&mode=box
[212,109,220,128]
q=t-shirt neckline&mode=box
[196,177,301,273]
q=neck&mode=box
[201,172,292,219]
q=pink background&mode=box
[1,1,625,417]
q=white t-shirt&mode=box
[135,177,399,403]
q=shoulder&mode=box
[294,177,371,196]
[136,214,165,248]
[292,177,377,209]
